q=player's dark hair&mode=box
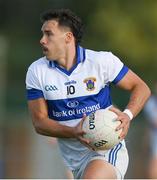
[40,8,84,45]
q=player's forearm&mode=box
[33,117,76,138]
[126,81,151,118]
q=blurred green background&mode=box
[0,0,156,178]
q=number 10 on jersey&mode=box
[67,85,75,95]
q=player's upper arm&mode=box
[25,63,45,100]
[101,52,129,84]
[116,69,148,91]
[28,98,48,128]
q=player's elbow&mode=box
[143,82,151,100]
[34,124,44,135]
[138,81,151,105]
[147,87,151,101]
[32,114,47,135]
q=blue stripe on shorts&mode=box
[108,143,122,166]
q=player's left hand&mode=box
[109,107,131,140]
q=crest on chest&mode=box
[83,77,96,91]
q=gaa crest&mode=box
[83,77,96,91]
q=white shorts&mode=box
[72,141,129,179]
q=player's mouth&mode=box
[42,46,49,54]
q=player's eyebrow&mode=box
[41,29,54,35]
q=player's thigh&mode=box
[82,159,117,179]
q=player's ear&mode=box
[65,32,73,43]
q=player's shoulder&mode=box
[28,56,49,71]
[85,48,116,62]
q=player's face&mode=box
[40,20,67,60]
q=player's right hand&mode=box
[73,114,94,150]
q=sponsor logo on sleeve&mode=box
[45,85,58,91]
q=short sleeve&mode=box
[104,52,129,84]
[25,68,44,100]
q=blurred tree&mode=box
[84,0,157,83]
[0,0,156,110]
[0,0,156,178]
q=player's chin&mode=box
[44,53,51,60]
[45,53,55,60]
[42,49,49,56]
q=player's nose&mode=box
[40,36,46,45]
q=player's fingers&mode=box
[79,136,90,144]
[115,120,122,131]
[79,138,95,151]
[119,133,125,141]
[80,113,87,128]
[116,121,124,131]
[109,107,121,115]
[82,142,95,151]
[78,130,86,136]
[116,118,128,131]
[82,113,87,121]
[119,127,128,140]
[118,120,130,139]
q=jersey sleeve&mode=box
[103,52,129,84]
[25,67,44,100]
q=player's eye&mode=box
[42,30,53,37]
[46,32,51,36]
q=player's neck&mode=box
[57,44,76,71]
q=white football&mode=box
[82,109,122,150]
